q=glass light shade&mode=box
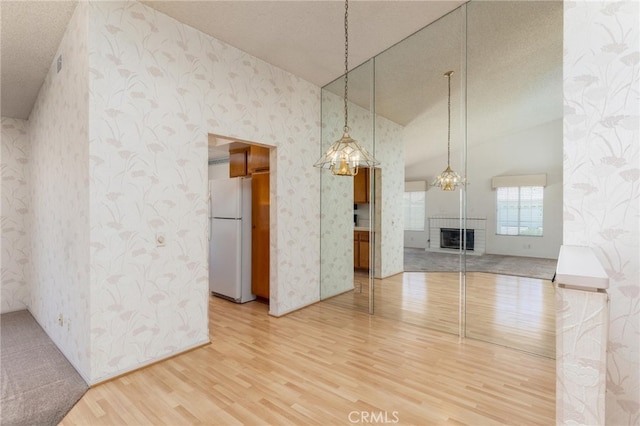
[314,130,379,176]
[432,165,463,191]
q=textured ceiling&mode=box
[322,0,564,175]
[141,1,465,88]
[0,0,463,120]
[1,1,78,119]
[0,1,562,169]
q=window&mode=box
[404,191,426,231]
[496,186,543,236]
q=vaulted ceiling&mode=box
[0,0,463,120]
[1,1,562,169]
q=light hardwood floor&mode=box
[466,273,555,358]
[326,271,556,358]
[61,291,555,425]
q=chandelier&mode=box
[314,0,379,176]
[432,71,462,191]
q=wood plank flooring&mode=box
[326,271,555,358]
[466,273,555,358]
[61,292,555,425]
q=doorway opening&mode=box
[207,134,273,309]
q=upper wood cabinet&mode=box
[354,168,370,204]
[229,145,270,178]
[229,148,248,177]
[248,145,270,174]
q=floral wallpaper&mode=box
[27,1,91,379]
[88,1,210,381]
[563,1,639,423]
[320,89,362,299]
[11,3,637,412]
[178,4,323,317]
[1,118,30,314]
[87,1,320,381]
[374,115,404,279]
[556,287,609,425]
[320,83,404,299]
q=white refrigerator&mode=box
[209,177,255,303]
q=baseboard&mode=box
[89,338,211,386]
[25,309,92,384]
[269,297,321,317]
[24,309,211,387]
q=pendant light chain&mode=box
[343,0,349,132]
[431,70,461,190]
[447,71,451,167]
[312,0,380,175]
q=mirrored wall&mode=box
[464,0,562,358]
[319,1,562,358]
[319,59,375,314]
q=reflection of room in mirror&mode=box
[318,0,562,362]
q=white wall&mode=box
[86,1,320,381]
[406,119,562,259]
[1,118,30,313]
[468,119,563,259]
[27,2,91,380]
[404,231,427,249]
[563,2,639,423]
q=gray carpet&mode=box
[404,248,557,280]
[1,310,88,426]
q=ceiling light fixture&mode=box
[432,70,462,191]
[314,0,379,176]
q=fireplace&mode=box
[428,218,485,255]
[440,228,475,251]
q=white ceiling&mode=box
[1,1,562,169]
[323,0,563,177]
[0,0,464,120]
[1,1,78,119]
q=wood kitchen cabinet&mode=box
[354,168,370,204]
[354,230,370,270]
[251,171,270,299]
[248,145,270,174]
[229,148,248,177]
[229,145,270,178]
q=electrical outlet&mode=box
[58,313,63,326]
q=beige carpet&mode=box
[404,248,557,280]
[1,310,87,426]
